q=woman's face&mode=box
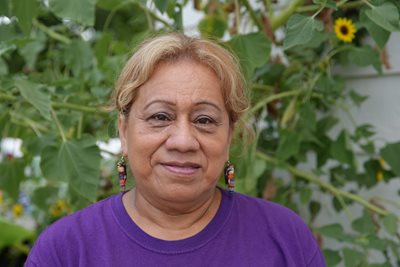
[119,60,233,205]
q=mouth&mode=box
[161,162,201,175]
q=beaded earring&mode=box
[117,156,127,193]
[224,161,235,194]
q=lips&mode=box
[161,161,201,175]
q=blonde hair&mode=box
[114,33,249,125]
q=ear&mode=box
[118,114,128,156]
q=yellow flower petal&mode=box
[376,170,384,182]
[334,17,357,43]
[12,203,24,218]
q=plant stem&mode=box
[361,0,375,9]
[0,91,109,115]
[271,0,304,30]
[51,102,109,115]
[265,0,274,19]
[51,108,67,142]
[239,0,264,31]
[256,150,396,218]
[33,19,71,45]
[297,0,365,13]
[247,89,304,116]
[77,113,83,139]
[252,83,274,92]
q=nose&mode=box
[165,120,200,152]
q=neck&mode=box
[122,187,221,241]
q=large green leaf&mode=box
[49,0,96,26]
[11,0,39,34]
[381,142,400,177]
[154,0,169,14]
[31,185,59,210]
[330,130,355,167]
[64,39,94,76]
[342,248,366,267]
[227,32,271,78]
[0,159,25,201]
[40,138,101,202]
[0,0,10,16]
[323,249,341,267]
[0,219,34,249]
[14,78,51,120]
[19,37,46,68]
[348,46,381,73]
[283,14,323,50]
[360,9,390,49]
[352,212,376,234]
[313,0,337,9]
[198,15,227,38]
[382,214,398,235]
[365,3,400,32]
[276,130,302,161]
[317,223,346,240]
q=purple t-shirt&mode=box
[25,189,326,266]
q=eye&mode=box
[195,116,215,125]
[147,112,173,126]
[150,113,171,121]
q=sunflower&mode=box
[334,17,357,43]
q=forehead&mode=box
[134,60,225,107]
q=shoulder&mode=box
[26,194,117,266]
[229,192,325,266]
[232,191,302,224]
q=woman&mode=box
[25,33,326,266]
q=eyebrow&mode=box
[143,99,222,112]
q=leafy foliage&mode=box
[1,0,400,266]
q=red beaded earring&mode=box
[224,161,235,194]
[117,156,127,193]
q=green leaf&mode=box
[354,124,375,140]
[276,130,302,161]
[283,14,323,50]
[363,235,386,250]
[382,214,398,235]
[381,142,400,177]
[313,0,337,9]
[31,186,59,210]
[11,0,39,34]
[365,3,400,32]
[19,38,46,69]
[198,15,227,38]
[360,9,390,49]
[0,57,8,75]
[330,130,354,166]
[41,139,101,202]
[64,40,94,76]
[299,187,312,204]
[352,212,376,234]
[0,219,34,249]
[323,249,341,267]
[0,0,10,16]
[49,0,96,26]
[227,32,271,78]
[349,90,368,107]
[14,78,51,120]
[348,46,382,73]
[0,159,25,201]
[317,223,345,240]
[342,248,365,267]
[154,0,169,13]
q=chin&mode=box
[158,183,215,203]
